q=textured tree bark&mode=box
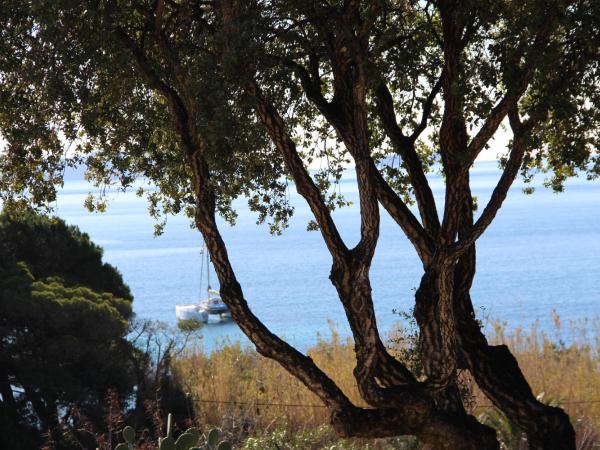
[413,261,575,450]
[454,275,576,450]
[450,119,575,450]
[331,404,498,450]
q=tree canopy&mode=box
[1,1,599,449]
[0,213,136,448]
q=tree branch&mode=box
[217,0,401,410]
[113,22,354,412]
[192,149,353,409]
[371,166,434,264]
[246,81,349,261]
[330,403,497,449]
[410,73,444,142]
[275,56,433,263]
[450,106,529,257]
[414,0,467,393]
[247,81,420,409]
[298,5,426,398]
[374,81,441,235]
[466,3,575,163]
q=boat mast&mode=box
[206,244,211,294]
[199,245,205,299]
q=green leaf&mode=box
[175,432,197,450]
[184,427,201,446]
[122,425,136,444]
[207,429,220,448]
[159,436,176,450]
[217,442,232,450]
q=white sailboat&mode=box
[175,246,231,324]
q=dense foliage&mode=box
[0,1,598,223]
[0,213,135,448]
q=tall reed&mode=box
[174,314,600,445]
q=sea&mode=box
[54,161,600,352]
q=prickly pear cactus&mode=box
[201,428,232,450]
[115,413,231,450]
[158,413,176,450]
[115,424,136,450]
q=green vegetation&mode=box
[113,413,231,450]
[0,213,201,450]
[0,213,136,449]
[2,231,598,450]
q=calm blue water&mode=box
[54,161,600,351]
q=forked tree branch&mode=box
[277,54,433,262]
[466,2,575,164]
[248,81,424,405]
[411,0,468,392]
[246,81,349,261]
[282,6,433,399]
[189,0,416,412]
[215,0,394,407]
[450,105,529,257]
[270,2,436,262]
[374,81,441,235]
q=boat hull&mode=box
[175,304,208,323]
[176,303,232,324]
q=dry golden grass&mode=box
[174,314,600,441]
[478,313,600,430]
[174,328,361,434]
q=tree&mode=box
[1,1,599,448]
[0,213,136,448]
